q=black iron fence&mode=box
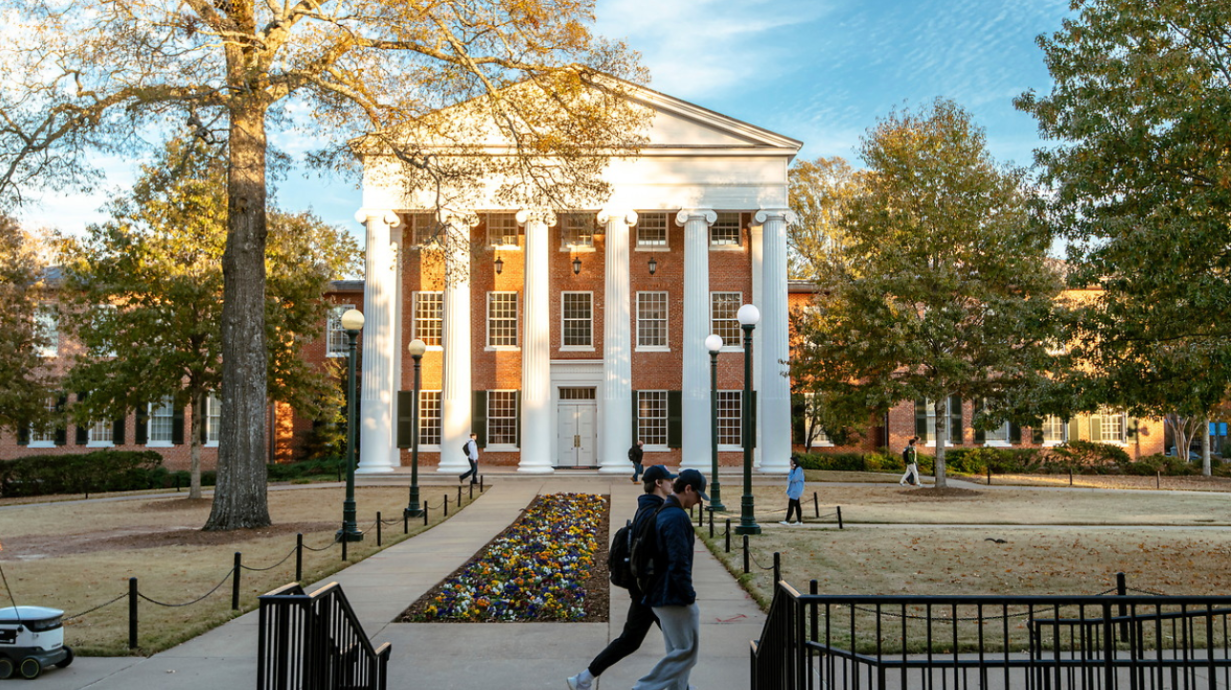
[751,581,1230,690]
[257,582,391,690]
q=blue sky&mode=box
[18,0,1071,240]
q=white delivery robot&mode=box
[0,606,73,679]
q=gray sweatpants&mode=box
[632,603,700,690]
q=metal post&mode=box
[337,327,363,542]
[403,512,408,535]
[742,535,750,573]
[698,504,704,528]
[1116,572,1128,639]
[708,345,726,510]
[725,519,731,553]
[128,577,138,650]
[376,511,382,547]
[296,534,303,581]
[444,494,449,516]
[987,466,991,485]
[813,491,819,518]
[232,552,241,610]
[423,503,429,526]
[457,485,462,508]
[480,475,485,491]
[405,351,424,518]
[470,482,474,500]
[810,579,819,644]
[708,509,714,538]
[735,318,760,535]
[773,551,781,584]
[341,535,348,561]
[836,505,844,530]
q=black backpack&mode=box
[607,520,635,590]
[463,441,470,457]
[628,503,668,595]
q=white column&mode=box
[439,211,478,473]
[356,209,401,474]
[599,208,637,473]
[677,209,716,470]
[755,209,795,474]
[516,209,555,473]
[750,221,764,470]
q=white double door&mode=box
[556,401,597,467]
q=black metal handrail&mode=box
[752,582,1230,690]
[257,581,392,690]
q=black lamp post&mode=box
[705,333,726,511]
[734,304,761,535]
[337,309,365,542]
[404,339,427,518]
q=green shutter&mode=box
[396,390,413,449]
[631,391,639,444]
[950,395,963,445]
[1010,422,1022,445]
[75,391,90,445]
[972,400,985,445]
[914,399,927,438]
[54,395,67,446]
[667,391,682,448]
[135,404,149,445]
[1067,416,1080,443]
[472,391,487,447]
[791,398,806,446]
[1127,416,1139,441]
[1090,415,1100,443]
[515,391,521,449]
[17,424,29,446]
[113,417,126,446]
[171,402,185,445]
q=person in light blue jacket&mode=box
[781,455,805,525]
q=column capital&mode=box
[753,209,797,225]
[597,208,638,226]
[516,209,558,227]
[675,209,717,227]
[354,209,402,227]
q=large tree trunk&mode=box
[189,390,203,500]
[204,88,272,530]
[933,399,948,488]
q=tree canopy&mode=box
[787,156,859,280]
[789,99,1064,487]
[0,216,57,437]
[1015,0,1230,474]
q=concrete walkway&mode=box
[37,476,766,690]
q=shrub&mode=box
[0,450,165,497]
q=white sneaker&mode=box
[779,520,791,525]
[566,675,591,690]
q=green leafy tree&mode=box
[0,0,646,528]
[1015,0,1230,475]
[60,138,359,500]
[789,99,1064,488]
[0,217,57,437]
[787,157,860,279]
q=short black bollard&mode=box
[129,577,138,650]
[813,491,819,518]
[457,485,462,507]
[987,466,992,485]
[175,474,180,492]
[232,552,241,610]
[1156,471,1161,489]
[809,580,819,643]
[1116,572,1129,638]
[377,511,382,547]
[708,509,714,538]
[469,482,474,500]
[423,503,429,526]
[403,512,409,535]
[1068,467,1073,486]
[697,505,703,528]
[836,505,844,530]
[296,534,303,582]
[444,494,449,517]
[480,475,485,491]
[742,535,750,574]
[342,535,348,562]
[772,551,781,584]
[725,519,731,553]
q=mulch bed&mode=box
[400,494,610,623]
[898,487,982,499]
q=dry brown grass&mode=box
[952,472,1232,492]
[0,485,481,656]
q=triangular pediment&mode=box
[617,80,802,153]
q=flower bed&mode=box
[402,493,608,622]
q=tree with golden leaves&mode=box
[0,0,646,529]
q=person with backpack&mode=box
[566,465,674,690]
[628,439,645,483]
[458,433,479,485]
[632,468,708,690]
[900,436,920,487]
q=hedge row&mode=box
[795,441,1227,477]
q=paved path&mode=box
[35,476,767,690]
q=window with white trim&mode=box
[487,292,518,347]
[413,292,443,346]
[29,397,57,446]
[561,212,594,249]
[409,212,440,246]
[206,394,221,445]
[637,391,668,447]
[1093,407,1126,444]
[803,392,832,446]
[711,292,742,345]
[636,212,668,248]
[1041,415,1066,445]
[35,308,58,357]
[487,391,518,446]
[148,397,174,445]
[419,391,442,445]
[923,398,952,445]
[327,304,354,357]
[88,419,114,446]
[717,390,742,447]
[637,292,668,348]
[488,213,520,248]
[984,420,1011,445]
[561,292,592,348]
[709,212,740,247]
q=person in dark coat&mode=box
[566,465,674,690]
[633,468,708,690]
[628,439,645,483]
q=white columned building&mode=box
[439,211,478,473]
[517,210,555,473]
[600,208,637,473]
[754,209,796,474]
[356,209,400,473]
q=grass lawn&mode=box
[0,484,482,656]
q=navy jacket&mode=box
[642,495,696,608]
[627,493,665,599]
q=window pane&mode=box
[637,292,668,347]
[711,292,742,345]
[923,398,950,444]
[985,421,1010,443]
[487,293,518,347]
[419,391,442,445]
[327,304,355,357]
[30,397,56,443]
[710,212,740,246]
[804,392,831,445]
[637,391,668,446]
[561,292,592,347]
[35,309,58,357]
[149,398,174,443]
[636,212,667,248]
[562,212,594,248]
[410,212,440,246]
[488,391,518,446]
[1042,415,1065,444]
[717,391,742,446]
[414,293,443,346]
[488,213,520,247]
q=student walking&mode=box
[632,468,708,690]
[900,436,920,486]
[459,433,479,485]
[566,465,674,690]
[628,439,645,483]
[781,455,805,525]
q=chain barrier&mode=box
[137,568,235,608]
[747,551,776,571]
[1128,586,1168,596]
[238,546,297,572]
[64,592,128,621]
